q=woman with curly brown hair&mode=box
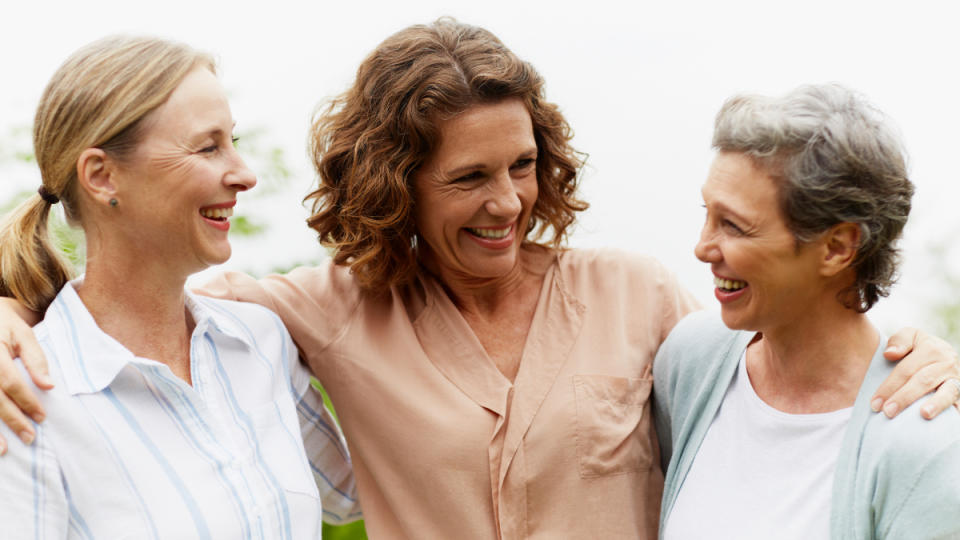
[1,17,958,540]
[200,20,699,538]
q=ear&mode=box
[76,148,120,207]
[820,222,861,277]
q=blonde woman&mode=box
[0,37,358,538]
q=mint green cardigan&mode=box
[652,311,960,539]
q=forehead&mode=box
[429,98,536,162]
[145,68,231,135]
[703,151,789,221]
[704,152,779,201]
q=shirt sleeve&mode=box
[288,351,362,525]
[654,262,702,345]
[196,261,363,373]
[0,423,70,539]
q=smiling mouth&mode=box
[199,206,233,221]
[465,226,511,239]
[714,276,747,292]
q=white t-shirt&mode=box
[664,353,852,540]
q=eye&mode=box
[511,157,536,170]
[722,219,745,235]
[232,136,240,149]
[452,171,482,183]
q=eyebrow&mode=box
[190,121,237,141]
[710,199,753,223]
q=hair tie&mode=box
[38,186,60,205]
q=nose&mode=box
[226,148,257,192]
[484,171,522,218]
[694,221,720,263]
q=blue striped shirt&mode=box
[0,282,360,539]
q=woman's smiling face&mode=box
[413,98,538,282]
[694,151,826,333]
[112,68,256,275]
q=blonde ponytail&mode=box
[0,195,74,313]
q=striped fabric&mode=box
[0,282,360,539]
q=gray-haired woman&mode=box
[654,84,960,539]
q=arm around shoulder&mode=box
[196,261,362,357]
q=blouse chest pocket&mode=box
[572,373,654,478]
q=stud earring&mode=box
[109,198,118,207]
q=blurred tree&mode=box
[925,237,960,348]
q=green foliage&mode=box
[323,520,368,540]
[0,189,85,271]
[229,215,266,236]
[926,240,960,348]
[48,208,86,270]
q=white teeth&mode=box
[714,277,747,291]
[200,207,234,220]
[467,227,510,239]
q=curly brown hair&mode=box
[306,17,588,293]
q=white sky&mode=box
[2,0,959,334]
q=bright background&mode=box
[3,0,959,334]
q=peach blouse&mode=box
[202,248,698,539]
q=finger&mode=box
[871,351,923,411]
[883,327,919,362]
[879,363,947,418]
[11,326,53,390]
[919,380,960,420]
[0,391,35,447]
[0,347,46,424]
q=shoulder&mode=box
[858,402,960,533]
[558,247,682,303]
[199,258,361,310]
[197,259,364,350]
[193,294,287,330]
[191,295,293,357]
[861,400,960,476]
[559,247,672,279]
[655,311,739,376]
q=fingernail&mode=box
[32,412,45,423]
[19,431,34,445]
[921,405,934,418]
[38,374,53,387]
[883,402,899,418]
[871,398,883,412]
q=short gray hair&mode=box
[712,83,913,312]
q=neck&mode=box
[424,244,553,317]
[746,296,878,413]
[75,242,195,384]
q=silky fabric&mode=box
[202,248,699,539]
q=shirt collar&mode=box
[41,281,252,395]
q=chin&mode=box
[719,309,752,331]
[202,245,233,267]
